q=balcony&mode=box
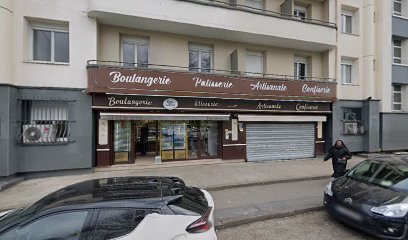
[87,0,337,52]
[393,15,408,38]
[393,64,408,84]
[86,60,337,102]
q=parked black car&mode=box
[324,156,408,240]
[0,176,217,240]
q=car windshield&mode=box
[348,160,408,192]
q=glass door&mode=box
[160,122,174,160]
[187,121,199,159]
[113,120,132,164]
[160,122,187,161]
[134,121,158,161]
[199,121,219,158]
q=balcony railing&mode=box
[87,60,336,83]
[176,0,337,28]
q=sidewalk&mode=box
[0,156,366,211]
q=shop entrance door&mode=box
[199,121,219,158]
[134,121,158,164]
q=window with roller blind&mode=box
[245,0,263,9]
[246,51,264,76]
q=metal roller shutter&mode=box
[246,123,315,161]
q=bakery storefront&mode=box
[87,65,336,166]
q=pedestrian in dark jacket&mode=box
[324,140,352,178]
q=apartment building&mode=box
[0,0,405,177]
[89,0,337,166]
[0,0,96,177]
[387,0,408,151]
[330,0,387,152]
[332,0,407,153]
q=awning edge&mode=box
[100,113,231,121]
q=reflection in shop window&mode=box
[160,121,219,161]
[113,121,132,163]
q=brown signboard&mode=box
[92,94,331,113]
[87,66,337,101]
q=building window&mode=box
[394,0,402,16]
[393,85,402,111]
[341,59,353,84]
[246,51,264,76]
[245,0,263,9]
[393,40,402,64]
[294,56,308,80]
[121,37,149,67]
[31,25,69,63]
[18,99,74,144]
[189,44,212,73]
[343,108,364,135]
[341,11,353,34]
[294,6,307,20]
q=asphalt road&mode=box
[217,210,376,240]
[210,178,330,227]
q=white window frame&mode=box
[246,51,264,76]
[394,0,402,16]
[121,36,149,67]
[393,40,402,64]
[30,24,69,64]
[341,11,353,34]
[393,85,402,111]
[294,56,308,80]
[341,60,353,85]
[188,43,213,73]
[294,6,308,20]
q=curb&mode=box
[215,206,325,230]
[0,177,25,192]
[205,175,331,191]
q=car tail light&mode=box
[186,206,213,233]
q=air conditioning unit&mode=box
[344,122,358,134]
[23,124,56,143]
